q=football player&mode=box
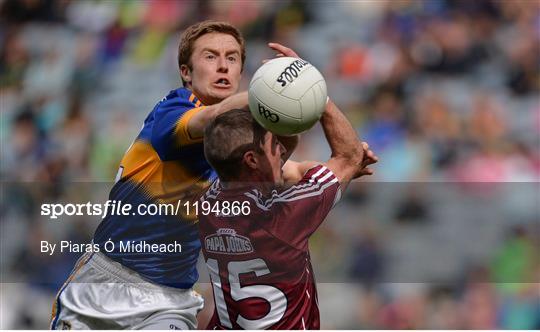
[199,95,377,329]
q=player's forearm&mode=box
[215,91,249,117]
[187,92,248,139]
[321,99,362,161]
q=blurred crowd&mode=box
[1,0,539,329]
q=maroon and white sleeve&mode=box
[247,165,341,248]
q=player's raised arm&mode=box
[266,42,376,184]
[187,91,248,139]
[323,98,376,190]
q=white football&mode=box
[248,57,327,136]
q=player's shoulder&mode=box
[201,179,257,203]
[200,178,222,202]
[153,87,202,117]
[301,164,336,181]
[244,165,338,212]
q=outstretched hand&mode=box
[263,42,300,63]
[355,142,378,178]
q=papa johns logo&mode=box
[205,228,253,255]
[258,103,279,123]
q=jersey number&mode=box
[206,258,287,329]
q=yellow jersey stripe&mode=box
[174,106,206,146]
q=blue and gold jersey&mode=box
[94,87,216,288]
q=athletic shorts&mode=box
[50,252,204,330]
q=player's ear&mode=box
[180,64,192,85]
[243,151,258,170]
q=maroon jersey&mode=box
[198,165,341,330]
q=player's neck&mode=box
[223,173,274,194]
[220,180,253,191]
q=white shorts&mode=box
[50,252,204,330]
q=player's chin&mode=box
[205,91,231,105]
[210,86,236,99]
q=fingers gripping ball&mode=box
[248,57,327,136]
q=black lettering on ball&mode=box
[276,59,311,87]
[258,103,280,123]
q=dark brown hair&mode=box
[204,109,266,182]
[178,20,246,86]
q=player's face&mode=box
[184,32,242,105]
[258,132,286,186]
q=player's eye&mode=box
[205,54,216,60]
[227,56,237,63]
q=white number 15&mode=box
[206,258,287,329]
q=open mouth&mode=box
[214,78,231,88]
